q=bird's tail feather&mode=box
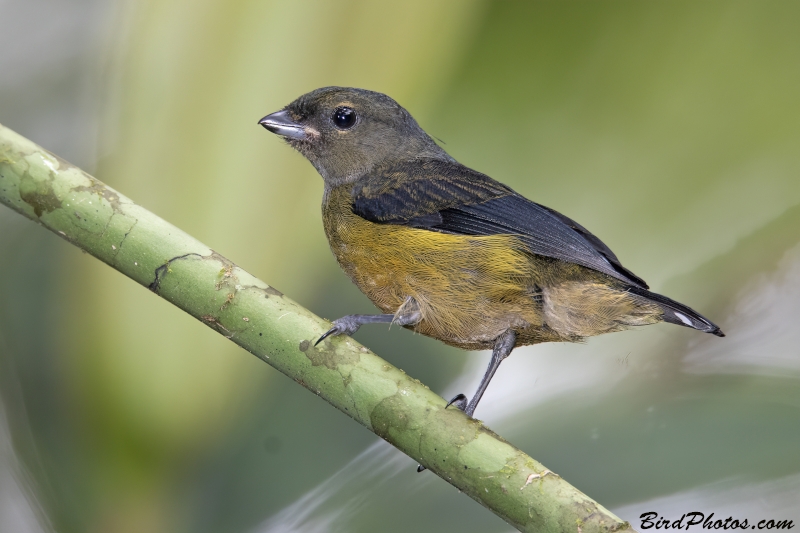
[627,286,724,337]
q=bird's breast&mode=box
[321,186,546,348]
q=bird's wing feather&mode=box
[351,158,512,223]
[352,158,648,288]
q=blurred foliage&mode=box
[1,1,799,532]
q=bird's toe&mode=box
[445,393,468,411]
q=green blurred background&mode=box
[1,1,799,532]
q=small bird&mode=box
[259,87,723,420]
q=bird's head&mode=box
[259,87,447,187]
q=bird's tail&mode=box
[627,286,725,337]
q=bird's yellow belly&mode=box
[322,188,547,349]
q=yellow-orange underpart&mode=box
[323,186,661,350]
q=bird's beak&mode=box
[258,110,309,140]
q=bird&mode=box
[258,86,724,421]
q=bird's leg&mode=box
[418,330,517,473]
[315,304,421,346]
[446,329,517,418]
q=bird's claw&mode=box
[314,316,362,346]
[445,393,468,411]
[314,327,338,346]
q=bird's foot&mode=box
[445,393,468,412]
[315,316,362,346]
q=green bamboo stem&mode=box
[0,123,635,533]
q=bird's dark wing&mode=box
[351,158,514,224]
[352,158,648,288]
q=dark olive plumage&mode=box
[260,86,723,418]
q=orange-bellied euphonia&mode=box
[259,87,723,419]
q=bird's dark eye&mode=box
[332,107,357,129]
